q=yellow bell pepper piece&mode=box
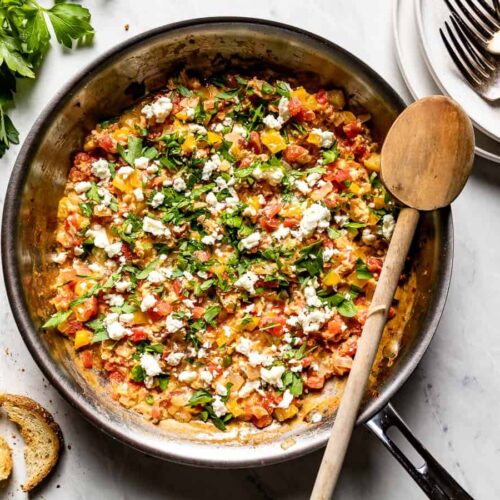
[261,129,286,154]
[182,134,197,152]
[364,153,381,172]
[133,310,148,325]
[274,404,299,422]
[347,271,368,288]
[349,182,361,195]
[207,131,222,145]
[112,126,132,145]
[237,316,260,332]
[291,87,318,110]
[373,196,385,210]
[226,400,245,417]
[306,132,322,146]
[323,270,341,287]
[74,329,93,350]
[74,279,97,297]
[113,169,143,193]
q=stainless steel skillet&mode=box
[1,17,466,498]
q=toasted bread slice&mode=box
[0,394,63,492]
[0,433,13,482]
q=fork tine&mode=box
[451,10,489,48]
[440,25,484,88]
[445,20,490,80]
[444,0,490,43]
[471,0,500,30]
[451,14,496,72]
[475,0,500,26]
[453,0,495,37]
[494,0,500,19]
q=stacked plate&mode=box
[394,0,500,163]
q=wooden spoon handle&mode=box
[311,207,420,500]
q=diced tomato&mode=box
[151,404,162,421]
[109,370,124,383]
[283,144,309,164]
[172,280,183,297]
[259,216,280,232]
[192,307,205,319]
[261,204,281,219]
[283,217,299,228]
[288,97,303,117]
[154,300,172,317]
[130,327,148,343]
[367,257,383,274]
[74,297,98,322]
[252,414,273,429]
[327,319,342,336]
[305,375,325,389]
[352,142,367,160]
[302,355,314,369]
[388,306,396,319]
[299,109,316,122]
[248,131,262,154]
[194,250,211,262]
[81,349,93,369]
[98,134,115,153]
[316,89,328,105]
[74,152,93,167]
[343,121,363,139]
[58,319,82,337]
[121,243,134,261]
[324,163,351,185]
[238,157,253,169]
[259,315,286,336]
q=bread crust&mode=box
[0,433,13,482]
[0,394,64,492]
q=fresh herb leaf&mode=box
[204,305,221,325]
[42,309,72,329]
[355,259,373,280]
[130,365,146,382]
[177,84,191,97]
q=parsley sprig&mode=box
[0,0,94,157]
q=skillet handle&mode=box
[365,403,473,500]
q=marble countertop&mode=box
[1,0,499,498]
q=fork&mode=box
[440,1,500,101]
[444,0,500,54]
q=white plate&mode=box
[416,0,500,142]
[393,0,500,163]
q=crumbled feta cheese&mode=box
[91,159,111,180]
[253,166,284,186]
[323,247,335,261]
[143,216,170,237]
[87,226,110,249]
[232,124,248,138]
[298,308,333,334]
[147,270,165,284]
[212,395,228,418]
[133,188,144,201]
[140,294,157,312]
[202,154,221,181]
[304,285,323,308]
[238,380,261,398]
[178,370,197,383]
[104,313,130,340]
[166,352,184,366]
[201,234,217,245]
[142,96,173,123]
[243,205,257,217]
[199,369,213,385]
[306,172,322,187]
[105,242,122,258]
[310,128,334,148]
[74,246,84,256]
[298,203,331,238]
[277,389,294,409]
[205,192,218,206]
[74,181,92,193]
[165,313,184,333]
[295,179,311,194]
[240,232,261,250]
[234,271,259,294]
[334,214,349,227]
[117,166,134,179]
[147,164,159,175]
[287,315,300,328]
[223,116,233,126]
[119,313,134,324]
[273,224,290,240]
[382,214,396,240]
[115,280,131,292]
[189,124,207,135]
[278,96,290,122]
[134,156,149,169]
[215,382,228,396]
[263,114,282,130]
[362,228,376,245]
[173,177,187,192]
[52,252,67,264]
[106,294,125,307]
[150,192,165,208]
[260,365,285,387]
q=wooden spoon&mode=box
[311,96,474,500]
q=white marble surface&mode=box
[1,1,499,498]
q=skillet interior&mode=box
[1,18,452,467]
